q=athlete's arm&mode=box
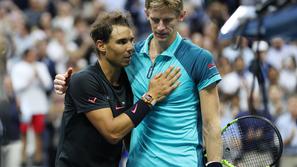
[86,66,181,144]
[86,107,134,144]
[200,84,222,164]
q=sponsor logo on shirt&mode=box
[88,97,97,104]
[115,106,125,110]
[132,104,138,113]
[207,63,216,69]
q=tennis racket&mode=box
[221,115,283,167]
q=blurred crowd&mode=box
[0,0,297,167]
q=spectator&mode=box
[266,37,292,70]
[279,56,297,96]
[0,76,22,167]
[10,47,52,166]
[268,85,284,118]
[276,94,297,147]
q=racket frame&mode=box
[220,115,283,167]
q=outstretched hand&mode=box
[54,67,73,95]
[147,66,181,102]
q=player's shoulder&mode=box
[71,65,100,84]
[134,40,146,53]
[178,40,213,59]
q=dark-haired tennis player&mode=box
[55,0,223,166]
[55,11,181,167]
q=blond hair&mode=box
[145,0,183,14]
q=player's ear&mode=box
[178,10,186,22]
[96,40,106,53]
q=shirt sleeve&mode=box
[67,71,110,114]
[195,49,221,91]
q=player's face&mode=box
[104,25,135,67]
[146,7,185,44]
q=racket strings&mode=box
[222,117,282,167]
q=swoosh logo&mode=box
[88,97,97,104]
[115,106,125,110]
[207,63,216,69]
[131,104,138,114]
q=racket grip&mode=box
[221,159,235,167]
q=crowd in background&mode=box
[0,0,297,167]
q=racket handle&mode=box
[221,160,235,167]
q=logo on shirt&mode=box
[115,106,125,110]
[207,63,216,69]
[88,97,97,104]
[131,104,138,114]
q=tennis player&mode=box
[54,0,223,166]
[55,11,181,167]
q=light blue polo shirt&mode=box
[125,33,221,167]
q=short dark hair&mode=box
[90,11,134,44]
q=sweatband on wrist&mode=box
[124,99,152,126]
[206,161,223,167]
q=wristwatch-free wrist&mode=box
[142,93,157,106]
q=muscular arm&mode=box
[86,107,134,144]
[79,66,181,144]
[200,84,222,162]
